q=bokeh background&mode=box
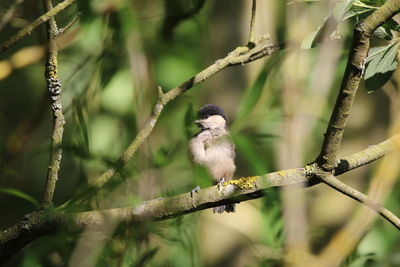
[0,0,399,266]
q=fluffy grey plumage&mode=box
[189,104,236,213]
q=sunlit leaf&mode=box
[302,16,340,49]
[373,26,392,40]
[301,30,319,49]
[333,0,356,22]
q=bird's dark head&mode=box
[195,104,228,130]
[197,104,227,121]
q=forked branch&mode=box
[316,0,400,171]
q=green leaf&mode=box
[333,0,355,22]
[364,42,399,92]
[301,30,319,49]
[373,26,392,40]
[360,0,385,6]
[233,134,268,175]
[134,247,159,267]
[236,53,282,123]
[236,69,267,122]
[153,147,169,167]
[301,16,339,49]
[73,99,90,154]
[184,103,197,139]
[0,187,40,207]
[365,71,394,92]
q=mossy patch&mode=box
[224,176,258,190]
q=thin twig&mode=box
[0,0,76,54]
[41,0,65,207]
[319,174,400,230]
[316,0,400,171]
[57,13,80,36]
[248,0,257,46]
[0,0,25,32]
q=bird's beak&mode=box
[194,119,204,128]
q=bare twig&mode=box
[1,133,399,263]
[316,0,400,171]
[0,0,76,54]
[41,0,65,207]
[248,0,257,46]
[319,174,400,230]
[0,0,25,32]
[57,13,80,36]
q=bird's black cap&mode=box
[197,104,227,121]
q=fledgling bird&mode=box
[189,104,236,213]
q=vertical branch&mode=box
[247,0,256,46]
[42,0,65,207]
[316,0,400,171]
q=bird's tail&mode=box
[213,203,236,214]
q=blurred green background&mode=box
[0,0,399,266]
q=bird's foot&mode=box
[213,206,226,214]
[191,186,201,198]
[213,204,236,214]
[217,178,226,191]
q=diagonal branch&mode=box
[316,0,400,171]
[0,0,76,54]
[41,0,65,207]
[319,173,400,230]
[1,132,399,263]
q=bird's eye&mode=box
[205,115,209,118]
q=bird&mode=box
[189,104,236,213]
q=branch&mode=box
[316,0,400,171]
[319,174,400,230]
[317,129,400,265]
[0,0,76,54]
[41,0,65,207]
[1,133,399,263]
[335,133,400,175]
[0,0,25,32]
[60,36,281,209]
[56,13,80,37]
[247,0,257,46]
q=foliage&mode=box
[0,0,399,266]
